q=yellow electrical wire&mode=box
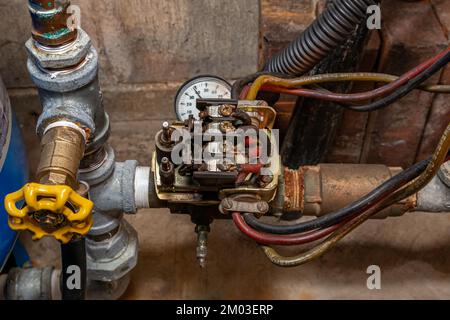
[261,123,450,267]
[245,73,450,100]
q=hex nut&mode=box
[221,198,234,210]
[25,28,92,69]
[86,220,139,282]
[27,45,98,93]
[438,161,450,188]
[257,201,270,213]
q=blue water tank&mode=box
[0,77,28,272]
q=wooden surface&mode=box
[362,1,448,167]
[417,0,450,161]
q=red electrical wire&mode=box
[239,163,263,173]
[235,164,264,184]
[245,47,450,103]
[239,84,251,99]
[260,84,364,102]
[260,84,411,103]
[232,212,344,246]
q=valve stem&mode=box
[195,225,210,268]
[162,121,171,142]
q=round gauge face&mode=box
[174,75,232,121]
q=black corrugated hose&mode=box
[264,0,377,76]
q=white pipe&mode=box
[134,166,150,209]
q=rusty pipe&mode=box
[28,0,78,47]
[279,164,416,219]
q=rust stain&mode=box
[283,167,305,213]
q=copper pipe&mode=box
[28,0,78,47]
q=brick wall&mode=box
[1,0,448,172]
[0,0,259,173]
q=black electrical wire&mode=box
[244,157,431,235]
[234,49,450,110]
[348,50,450,112]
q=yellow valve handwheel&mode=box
[4,183,94,244]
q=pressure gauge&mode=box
[174,75,232,121]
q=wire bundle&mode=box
[232,124,450,267]
[243,47,450,112]
[230,46,450,266]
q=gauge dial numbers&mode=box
[174,75,232,121]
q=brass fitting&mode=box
[4,122,93,243]
[37,123,86,189]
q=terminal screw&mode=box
[219,104,234,117]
